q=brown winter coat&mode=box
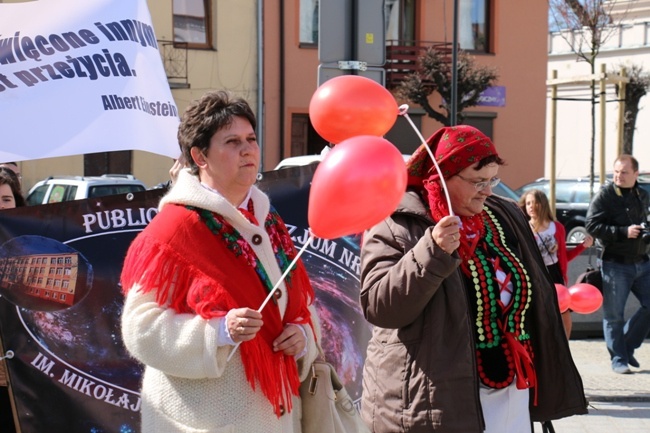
[359,191,587,432]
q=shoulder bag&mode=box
[575,265,603,292]
[300,345,369,433]
[575,246,603,292]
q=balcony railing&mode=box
[157,40,189,89]
[549,21,650,55]
[384,40,454,89]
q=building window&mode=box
[462,111,496,140]
[300,0,319,45]
[459,0,490,53]
[385,0,416,43]
[173,0,212,49]
[291,113,329,155]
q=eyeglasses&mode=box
[456,174,501,191]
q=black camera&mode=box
[640,223,650,244]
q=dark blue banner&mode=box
[0,165,369,432]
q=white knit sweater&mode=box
[121,170,319,433]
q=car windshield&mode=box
[88,185,145,198]
[25,185,49,206]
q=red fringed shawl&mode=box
[120,204,314,417]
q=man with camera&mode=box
[586,154,650,374]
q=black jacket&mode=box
[585,182,650,258]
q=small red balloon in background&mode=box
[568,283,603,314]
[309,75,398,144]
[555,284,571,313]
[308,135,407,240]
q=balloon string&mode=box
[226,232,314,362]
[398,104,454,216]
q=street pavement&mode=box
[533,338,650,432]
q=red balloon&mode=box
[309,75,398,144]
[568,283,603,315]
[308,136,407,239]
[555,284,571,313]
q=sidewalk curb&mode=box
[587,395,650,402]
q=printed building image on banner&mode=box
[0,165,371,432]
[0,235,94,312]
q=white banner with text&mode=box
[0,0,180,161]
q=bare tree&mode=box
[549,0,614,57]
[613,64,650,154]
[549,0,625,193]
[395,48,498,127]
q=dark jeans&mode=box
[601,259,650,367]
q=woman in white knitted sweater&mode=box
[120,91,319,433]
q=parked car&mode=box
[274,155,323,169]
[26,174,146,206]
[491,181,520,201]
[274,155,521,201]
[514,177,650,243]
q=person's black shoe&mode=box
[629,355,640,368]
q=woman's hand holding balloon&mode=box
[226,308,263,343]
[432,215,461,255]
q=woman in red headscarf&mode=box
[359,125,587,433]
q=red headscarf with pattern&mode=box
[406,125,498,188]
